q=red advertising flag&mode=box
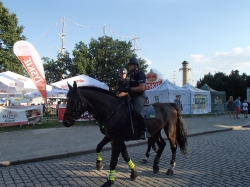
[13,41,47,103]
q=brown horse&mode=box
[63,81,188,187]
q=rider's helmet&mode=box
[127,57,139,67]
[119,67,128,74]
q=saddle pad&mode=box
[142,105,156,119]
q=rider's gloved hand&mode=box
[121,86,131,93]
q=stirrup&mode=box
[139,131,150,140]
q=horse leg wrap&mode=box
[127,159,135,170]
[96,152,102,161]
[108,170,116,181]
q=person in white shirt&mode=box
[242,99,248,118]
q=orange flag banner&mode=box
[13,41,47,103]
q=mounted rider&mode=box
[121,57,150,140]
[117,67,129,98]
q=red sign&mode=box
[145,80,163,90]
[14,41,47,104]
[145,69,163,90]
[146,69,157,82]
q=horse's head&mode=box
[63,81,85,127]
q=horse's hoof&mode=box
[101,180,114,187]
[153,166,159,174]
[96,162,103,171]
[140,158,148,164]
[166,169,174,175]
[130,168,138,181]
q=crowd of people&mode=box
[226,96,248,119]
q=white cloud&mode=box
[141,57,164,79]
[190,54,209,63]
[190,46,250,77]
[142,57,152,65]
[215,47,250,56]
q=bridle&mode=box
[64,88,85,121]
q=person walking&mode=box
[234,96,241,119]
[227,96,236,119]
[121,57,150,140]
[242,99,248,118]
[56,101,61,117]
[174,95,182,111]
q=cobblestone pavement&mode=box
[1,127,250,187]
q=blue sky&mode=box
[2,0,250,86]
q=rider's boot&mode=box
[138,113,150,140]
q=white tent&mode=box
[0,93,23,98]
[0,71,38,94]
[182,83,211,114]
[145,79,191,114]
[0,71,56,105]
[25,88,68,99]
[9,97,32,105]
[0,84,19,94]
[51,74,109,90]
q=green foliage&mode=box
[71,36,148,92]
[43,36,148,91]
[43,51,76,84]
[72,41,89,75]
[0,2,26,74]
[197,70,250,101]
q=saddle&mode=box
[126,97,156,120]
[124,99,155,141]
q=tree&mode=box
[197,70,250,101]
[72,36,148,91]
[196,72,214,88]
[0,2,26,74]
[43,51,75,84]
[71,41,89,75]
[43,36,148,90]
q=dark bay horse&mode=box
[95,123,158,170]
[63,81,188,187]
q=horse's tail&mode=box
[169,103,188,156]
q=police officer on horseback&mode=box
[117,67,129,97]
[121,57,150,140]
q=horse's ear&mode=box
[73,81,77,90]
[67,82,73,91]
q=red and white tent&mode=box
[0,71,38,94]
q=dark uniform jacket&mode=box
[118,79,128,93]
[128,70,146,98]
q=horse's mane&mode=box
[78,86,117,98]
